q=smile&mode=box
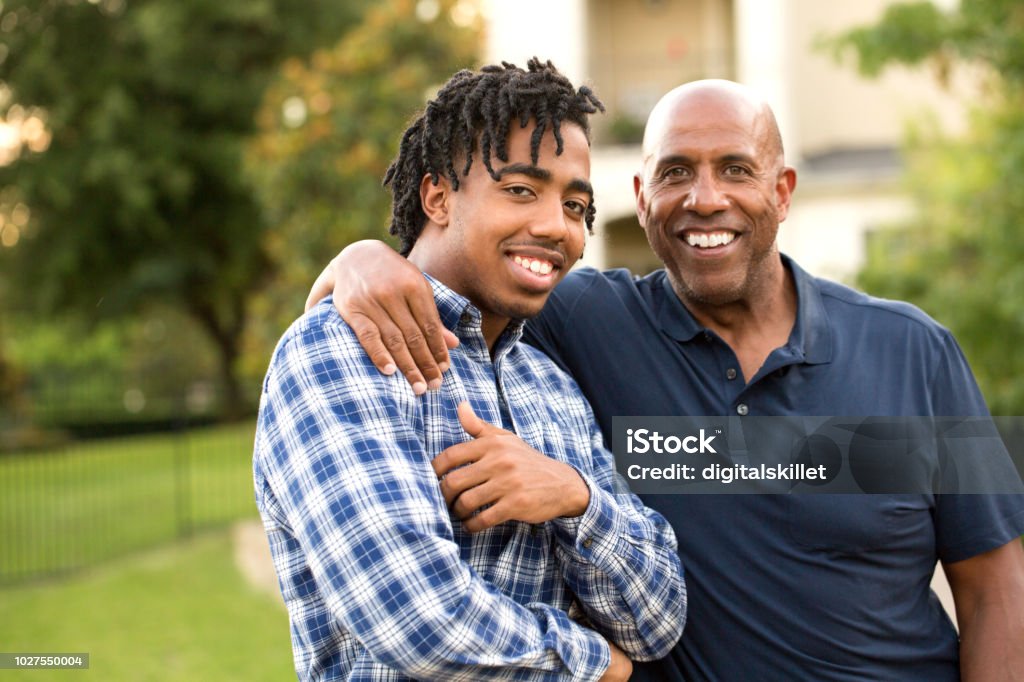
[684,231,736,249]
[512,255,554,275]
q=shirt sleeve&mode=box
[549,409,687,662]
[930,329,1024,563]
[254,321,611,681]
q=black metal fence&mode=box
[0,372,260,586]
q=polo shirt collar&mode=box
[656,253,832,366]
[784,254,832,365]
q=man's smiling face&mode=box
[432,121,592,340]
[634,85,795,309]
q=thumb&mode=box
[457,401,499,439]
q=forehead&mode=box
[509,122,590,164]
[467,121,591,181]
[645,94,767,163]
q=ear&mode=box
[633,172,648,228]
[420,173,454,227]
[775,167,797,223]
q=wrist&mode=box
[563,467,591,518]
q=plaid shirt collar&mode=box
[426,273,526,364]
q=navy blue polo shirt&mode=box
[523,255,1024,681]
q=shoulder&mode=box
[815,276,953,343]
[547,266,666,316]
[271,298,362,364]
[264,297,398,398]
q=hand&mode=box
[304,240,459,395]
[432,402,591,532]
[598,639,633,682]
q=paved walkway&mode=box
[233,519,284,607]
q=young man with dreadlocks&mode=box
[253,59,685,681]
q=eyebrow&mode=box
[495,163,551,181]
[568,178,595,201]
[654,152,758,170]
[496,163,594,199]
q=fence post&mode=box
[174,403,192,539]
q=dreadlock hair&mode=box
[383,57,605,256]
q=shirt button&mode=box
[582,538,593,549]
[736,403,749,416]
[726,368,737,380]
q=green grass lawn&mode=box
[0,422,258,583]
[0,529,295,681]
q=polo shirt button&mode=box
[736,403,749,416]
[582,538,593,549]
[726,368,737,380]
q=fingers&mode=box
[432,438,484,478]
[362,270,450,393]
[407,278,457,385]
[345,288,445,395]
[442,328,460,350]
[349,310,399,376]
[325,239,455,394]
[438,460,492,507]
[373,302,430,393]
[459,504,508,534]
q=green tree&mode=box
[831,0,1024,414]
[0,0,371,415]
[243,0,479,370]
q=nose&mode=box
[683,170,729,215]
[528,196,571,243]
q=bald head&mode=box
[642,79,784,167]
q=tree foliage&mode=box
[242,0,479,371]
[831,0,1024,414]
[0,0,371,413]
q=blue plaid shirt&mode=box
[254,277,685,681]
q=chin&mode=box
[496,298,547,323]
[679,277,747,307]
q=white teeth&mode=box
[511,255,555,276]
[685,232,735,249]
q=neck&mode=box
[408,245,509,356]
[674,256,797,382]
[479,316,511,354]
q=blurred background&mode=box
[0,0,1020,679]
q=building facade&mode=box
[480,0,967,282]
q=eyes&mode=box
[661,164,752,180]
[563,199,588,218]
[503,185,589,219]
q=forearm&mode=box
[551,477,686,660]
[958,599,1024,681]
[350,573,612,680]
[946,538,1024,682]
